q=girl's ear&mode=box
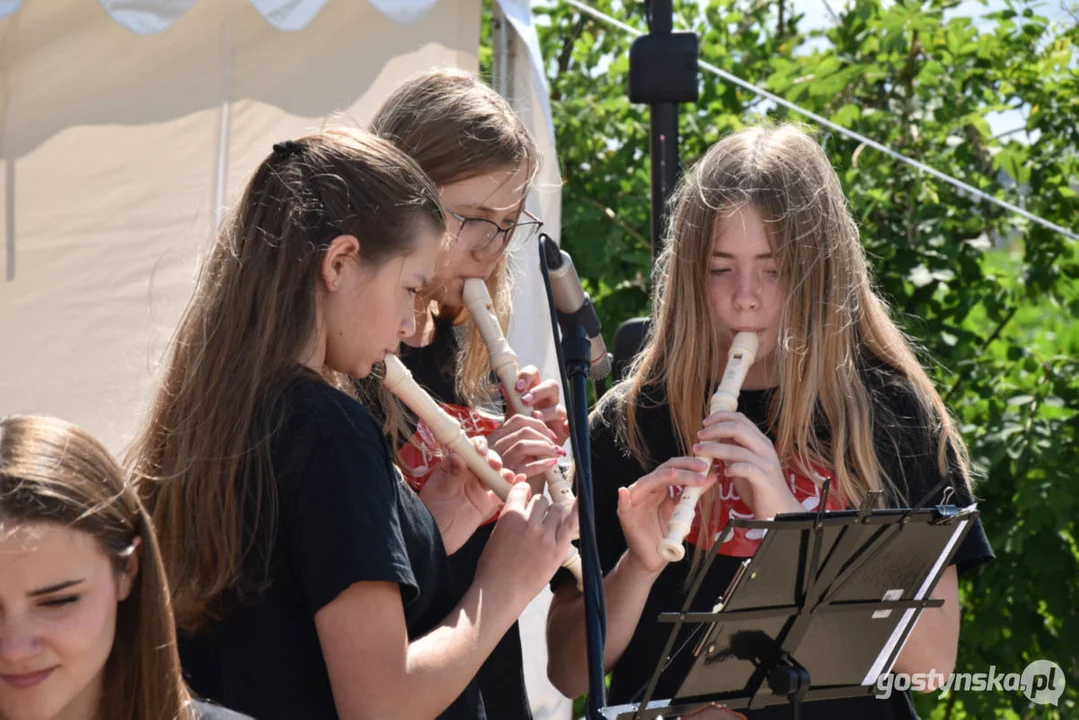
[117,535,142,601]
[320,234,362,291]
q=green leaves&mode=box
[995,145,1032,187]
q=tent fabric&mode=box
[0,0,480,452]
[0,1,440,32]
[502,0,563,386]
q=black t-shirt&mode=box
[570,365,994,719]
[399,316,535,720]
[179,375,485,720]
[402,314,461,404]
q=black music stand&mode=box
[602,484,979,720]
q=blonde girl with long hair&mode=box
[0,415,248,720]
[128,129,574,719]
[369,68,571,720]
[545,125,993,719]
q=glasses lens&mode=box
[509,221,542,246]
[454,218,496,250]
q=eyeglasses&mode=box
[446,208,543,256]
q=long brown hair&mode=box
[609,124,971,562]
[370,68,539,410]
[0,415,192,720]
[127,129,444,632]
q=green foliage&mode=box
[502,0,1078,716]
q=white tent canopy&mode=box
[1,1,567,715]
[1,0,483,448]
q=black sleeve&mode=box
[873,380,995,577]
[281,402,419,615]
[590,402,635,576]
[551,399,638,590]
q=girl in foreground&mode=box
[370,69,571,720]
[0,414,248,720]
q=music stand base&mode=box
[766,655,810,720]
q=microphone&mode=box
[542,235,612,380]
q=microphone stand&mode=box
[539,234,608,719]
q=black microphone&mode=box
[541,235,612,380]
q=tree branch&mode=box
[579,193,649,247]
[943,304,1019,404]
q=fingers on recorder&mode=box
[463,434,520,490]
[490,417,564,478]
[487,482,574,593]
[513,366,570,440]
[614,458,716,574]
[620,457,713,507]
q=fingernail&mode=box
[515,379,526,391]
[521,393,534,404]
[557,447,567,456]
[543,457,560,467]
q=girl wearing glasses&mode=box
[368,69,570,719]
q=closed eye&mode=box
[40,595,80,609]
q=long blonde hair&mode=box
[1,415,193,720]
[370,68,539,409]
[610,124,970,558]
[127,129,444,632]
